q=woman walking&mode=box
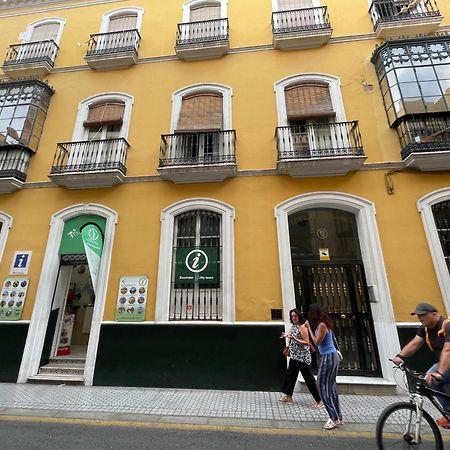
[306,304,343,429]
[279,308,323,408]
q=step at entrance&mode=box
[27,356,85,385]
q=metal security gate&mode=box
[169,209,222,321]
[293,263,381,376]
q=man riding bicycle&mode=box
[392,302,450,429]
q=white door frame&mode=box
[275,191,400,381]
[17,203,117,386]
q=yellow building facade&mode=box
[0,0,449,390]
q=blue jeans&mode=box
[427,363,450,414]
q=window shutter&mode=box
[108,13,138,32]
[190,4,221,21]
[30,23,60,42]
[278,0,313,11]
[83,102,125,128]
[285,83,335,120]
[176,93,223,132]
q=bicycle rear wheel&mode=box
[376,402,443,449]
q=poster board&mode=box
[115,276,148,322]
[0,277,29,321]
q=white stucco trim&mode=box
[155,198,235,323]
[99,7,144,33]
[272,0,320,12]
[71,92,134,141]
[182,0,228,22]
[417,188,450,315]
[17,203,118,386]
[21,17,66,45]
[0,211,13,264]
[274,191,399,381]
[274,73,346,126]
[170,83,233,133]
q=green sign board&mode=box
[175,247,219,285]
[59,215,106,255]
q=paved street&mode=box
[0,417,379,450]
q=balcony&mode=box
[398,115,450,171]
[2,40,59,78]
[369,0,442,38]
[48,138,130,189]
[276,121,366,178]
[272,7,332,51]
[0,145,31,194]
[84,30,141,71]
[175,18,229,61]
[158,130,237,183]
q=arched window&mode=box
[100,8,144,34]
[274,74,347,157]
[22,18,66,45]
[418,189,450,313]
[156,199,235,323]
[182,0,227,22]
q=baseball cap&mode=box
[410,302,438,315]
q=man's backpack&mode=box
[425,317,450,351]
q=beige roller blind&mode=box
[108,13,138,32]
[285,83,335,120]
[30,22,60,42]
[190,4,221,21]
[278,0,314,11]
[176,93,223,132]
[83,102,125,128]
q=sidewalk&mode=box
[0,382,411,433]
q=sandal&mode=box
[279,395,293,403]
[311,402,324,409]
[323,418,337,430]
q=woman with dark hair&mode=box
[306,304,343,429]
[279,308,323,407]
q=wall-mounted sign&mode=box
[10,251,32,275]
[115,276,148,322]
[0,277,29,321]
[319,248,330,261]
[175,247,219,285]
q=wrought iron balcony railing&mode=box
[159,130,236,167]
[272,6,331,34]
[369,0,441,30]
[397,115,450,159]
[276,121,364,160]
[176,18,229,45]
[0,146,31,182]
[86,29,141,56]
[3,40,59,67]
[50,138,130,174]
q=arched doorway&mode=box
[288,207,381,376]
[275,192,400,382]
[18,204,117,386]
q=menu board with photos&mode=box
[115,276,148,322]
[0,277,29,321]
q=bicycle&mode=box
[376,363,450,449]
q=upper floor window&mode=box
[0,80,54,152]
[371,36,450,127]
[183,0,226,22]
[22,18,66,45]
[275,0,318,11]
[100,8,144,33]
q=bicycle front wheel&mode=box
[376,402,443,450]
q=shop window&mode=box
[432,200,450,276]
